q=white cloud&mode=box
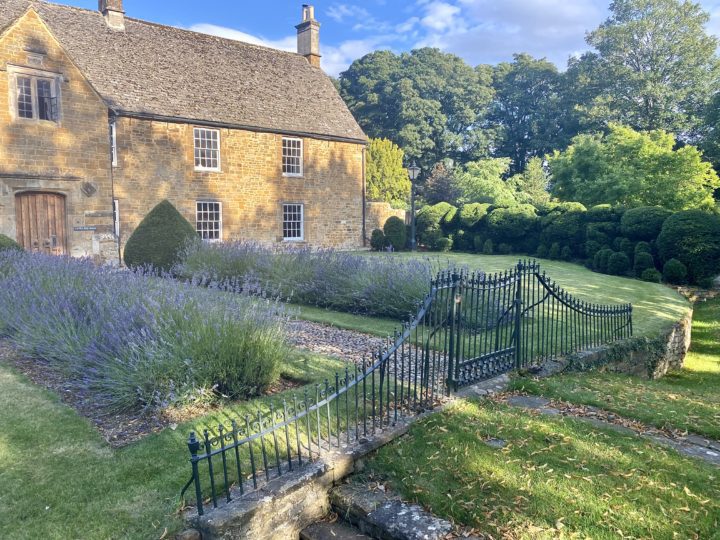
[189,23,296,52]
[327,4,370,23]
[420,1,464,32]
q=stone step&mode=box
[300,521,373,540]
[330,483,453,540]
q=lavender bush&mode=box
[0,251,288,413]
[176,243,434,319]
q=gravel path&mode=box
[287,319,388,364]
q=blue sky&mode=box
[57,0,720,76]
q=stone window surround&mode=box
[193,127,221,172]
[282,137,304,177]
[282,202,304,242]
[7,64,63,125]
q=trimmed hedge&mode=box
[633,252,655,277]
[123,200,198,272]
[607,252,630,275]
[370,229,387,251]
[662,258,688,284]
[641,268,662,283]
[383,216,406,251]
[621,206,672,241]
[657,210,720,282]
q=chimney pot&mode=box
[296,4,321,68]
[99,0,125,31]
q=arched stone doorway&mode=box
[14,191,67,255]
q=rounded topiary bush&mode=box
[434,236,453,252]
[633,251,655,277]
[561,246,573,261]
[607,252,630,276]
[620,206,673,241]
[458,203,491,231]
[370,229,387,251]
[383,216,407,251]
[536,244,548,258]
[487,204,537,243]
[657,210,720,283]
[473,235,485,253]
[123,200,198,272]
[593,248,614,273]
[498,243,513,255]
[613,237,635,259]
[584,240,602,259]
[451,229,473,251]
[416,202,457,247]
[634,241,652,257]
[641,268,662,283]
[662,258,688,284]
[482,239,494,255]
[0,234,22,252]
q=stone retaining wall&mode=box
[564,312,693,379]
[365,202,406,237]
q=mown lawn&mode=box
[366,399,720,539]
[509,296,720,439]
[299,254,690,339]
[0,350,348,540]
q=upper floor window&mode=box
[282,137,303,176]
[194,128,220,171]
[196,201,222,241]
[11,70,60,123]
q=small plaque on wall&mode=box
[73,226,97,232]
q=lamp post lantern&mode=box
[408,162,421,252]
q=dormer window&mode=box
[9,67,60,123]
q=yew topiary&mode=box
[123,200,198,271]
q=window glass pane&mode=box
[282,204,303,240]
[282,138,303,175]
[17,77,33,119]
[194,129,220,169]
[37,79,53,121]
[196,201,221,241]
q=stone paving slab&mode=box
[504,395,720,467]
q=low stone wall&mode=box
[365,202,406,236]
[563,312,693,379]
[185,419,417,539]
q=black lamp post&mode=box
[408,162,421,251]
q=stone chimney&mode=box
[296,5,321,68]
[99,0,125,31]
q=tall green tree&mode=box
[339,48,495,169]
[423,160,460,205]
[365,138,410,205]
[490,54,574,174]
[549,124,719,211]
[454,158,516,206]
[507,157,552,207]
[580,0,719,138]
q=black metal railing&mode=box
[181,260,633,515]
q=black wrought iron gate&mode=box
[426,260,633,391]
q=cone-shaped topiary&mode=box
[0,234,21,252]
[123,200,199,271]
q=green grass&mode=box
[293,254,690,340]
[510,297,720,439]
[0,349,348,540]
[366,399,720,539]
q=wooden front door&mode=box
[15,192,67,255]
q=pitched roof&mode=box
[1,0,366,143]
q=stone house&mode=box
[0,0,367,262]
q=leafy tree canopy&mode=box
[339,48,495,169]
[491,54,575,173]
[365,138,410,206]
[454,158,516,206]
[423,160,460,205]
[507,157,551,207]
[549,124,719,211]
[579,0,719,138]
